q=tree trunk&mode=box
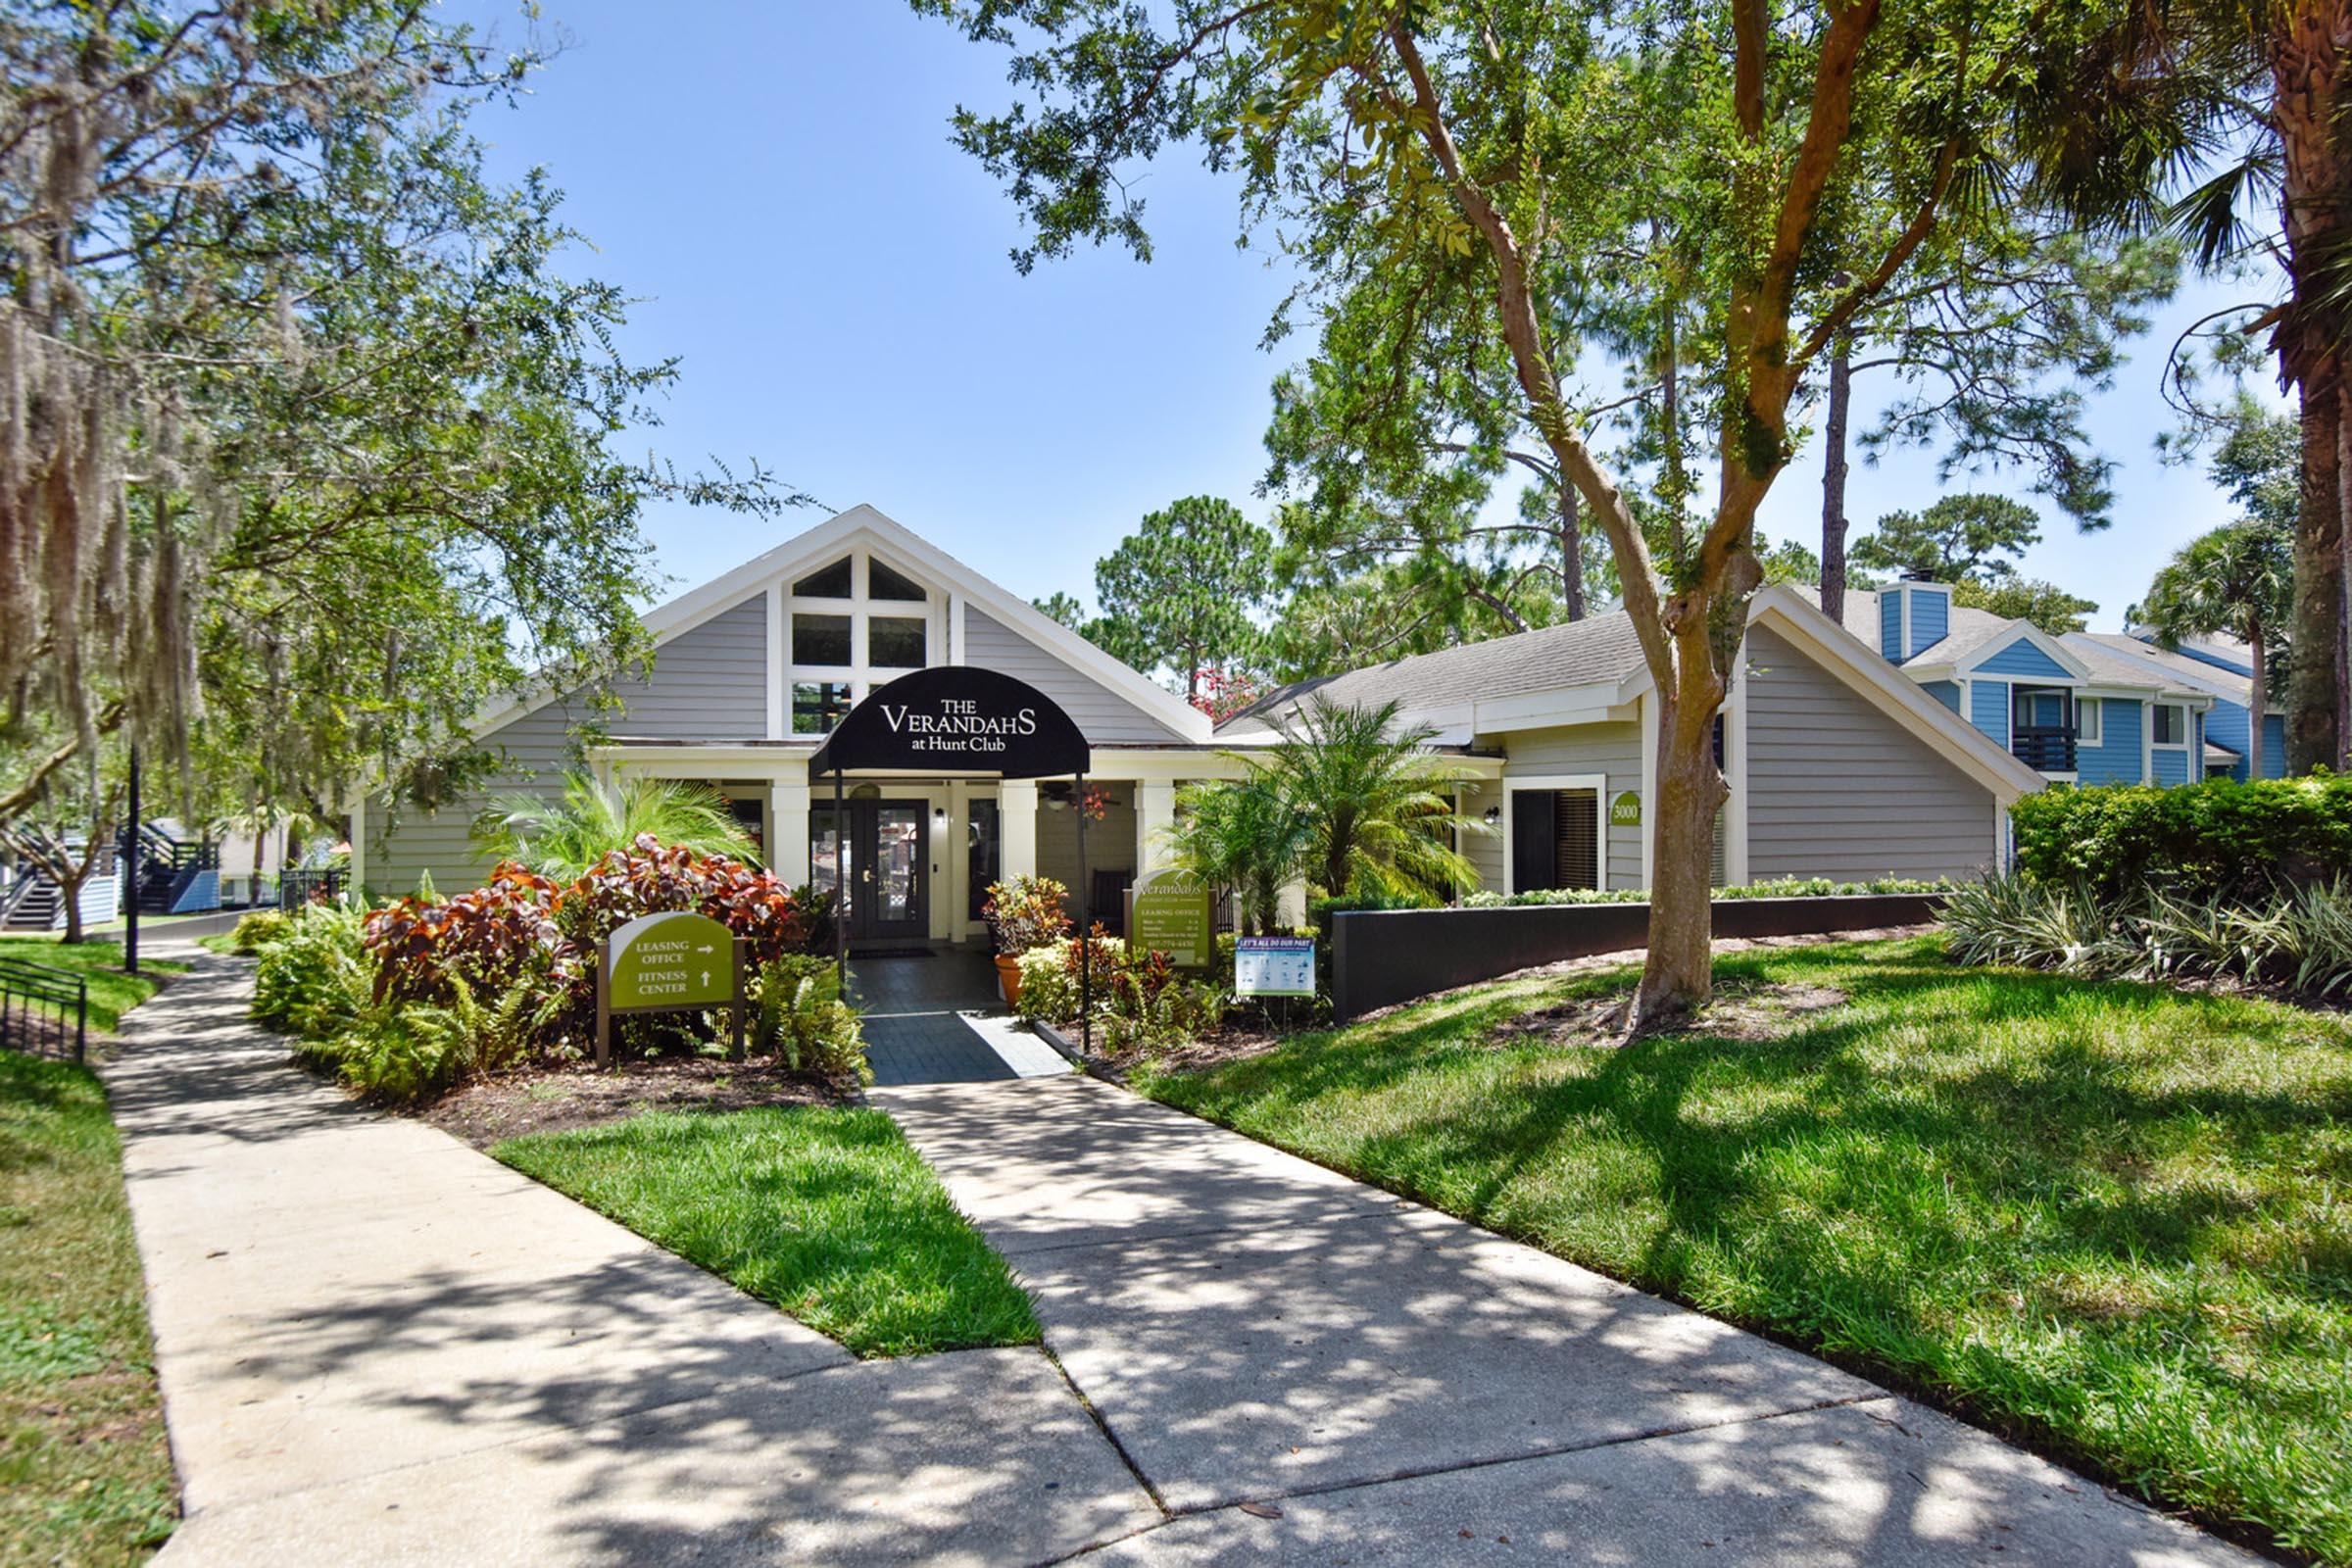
[56,855,88,945]
[2271,6,2352,773]
[1636,659,1730,1031]
[1559,483,1587,621]
[2288,371,2343,773]
[2247,614,2268,781]
[1821,330,1852,626]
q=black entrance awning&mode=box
[807,665,1091,781]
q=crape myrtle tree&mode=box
[0,3,799,851]
[914,0,2102,1027]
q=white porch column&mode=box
[768,781,810,886]
[1000,780,1039,882]
[346,789,368,901]
[1136,780,1177,871]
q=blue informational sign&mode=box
[1235,935,1317,998]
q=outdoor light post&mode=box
[1075,769,1090,1054]
[123,745,141,976]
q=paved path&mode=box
[853,951,1070,1086]
[104,956,1152,1565]
[102,954,2258,1564]
[875,1073,2259,1566]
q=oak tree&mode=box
[915,0,2097,1025]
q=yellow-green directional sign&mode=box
[1130,867,1212,969]
[607,910,735,1010]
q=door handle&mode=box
[860,868,873,883]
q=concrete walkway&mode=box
[875,1073,2259,1566]
[104,956,1152,1565]
[101,954,2258,1564]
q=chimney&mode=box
[1880,575,1952,662]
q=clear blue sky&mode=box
[457,1,2284,636]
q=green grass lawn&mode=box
[0,938,184,1035]
[0,1051,176,1565]
[1135,935,2352,1563]
[495,1106,1039,1357]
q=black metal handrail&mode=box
[0,956,87,1063]
[2012,725,2078,773]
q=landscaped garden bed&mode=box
[0,946,180,1565]
[421,1054,845,1150]
[1126,933,2352,1564]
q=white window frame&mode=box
[2076,696,2102,747]
[2151,702,2187,749]
[783,548,947,734]
[1498,773,1609,895]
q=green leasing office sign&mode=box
[596,909,745,1067]
[1129,867,1213,970]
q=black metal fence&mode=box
[0,956,88,1063]
[277,869,348,909]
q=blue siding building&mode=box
[1837,580,2216,790]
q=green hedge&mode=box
[1459,875,1953,909]
[2009,775,2352,901]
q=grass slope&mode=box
[496,1105,1039,1357]
[1135,936,2352,1563]
[0,1052,176,1564]
[0,938,184,1034]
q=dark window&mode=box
[1511,789,1599,892]
[966,801,1000,920]
[792,613,852,666]
[868,558,927,601]
[793,681,852,734]
[1553,790,1599,889]
[2153,704,2181,744]
[868,615,927,667]
[794,557,853,598]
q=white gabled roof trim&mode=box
[1748,584,2045,803]
[1950,620,2094,682]
[466,503,1212,747]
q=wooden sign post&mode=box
[594,909,748,1068]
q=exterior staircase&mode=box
[129,823,220,915]
[1,870,63,930]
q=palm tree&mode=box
[1163,773,1311,934]
[2138,517,2292,777]
[1260,697,1483,905]
[2023,0,2352,771]
[472,771,758,880]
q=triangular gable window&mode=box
[868,558,927,602]
[794,557,853,598]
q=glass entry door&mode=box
[810,798,930,944]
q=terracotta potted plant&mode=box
[982,875,1070,1007]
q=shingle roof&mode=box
[1222,611,1648,732]
[2072,633,2264,708]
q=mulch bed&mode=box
[1091,925,1931,1079]
[420,1055,848,1150]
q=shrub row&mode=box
[2009,774,2352,901]
[1944,870,2352,998]
[1459,875,1954,908]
